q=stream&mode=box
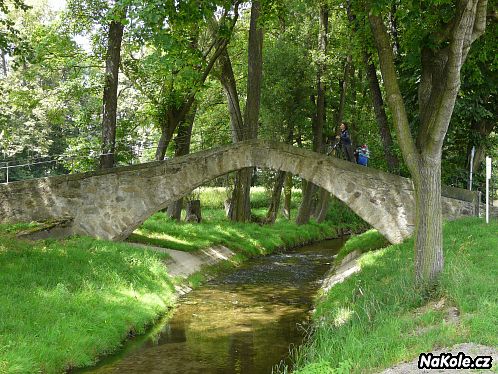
[80,238,346,373]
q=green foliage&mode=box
[284,218,498,373]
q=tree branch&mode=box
[418,0,487,155]
[368,13,420,174]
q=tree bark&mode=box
[155,108,180,161]
[266,170,286,223]
[221,0,263,222]
[185,200,202,223]
[282,172,293,219]
[314,188,330,223]
[364,53,400,174]
[167,103,197,221]
[243,0,264,140]
[296,183,318,225]
[413,158,444,285]
[296,3,328,225]
[219,49,244,143]
[335,55,352,133]
[100,7,126,169]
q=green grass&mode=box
[0,229,176,374]
[129,187,369,255]
[333,229,389,265]
[0,187,370,374]
[286,218,498,373]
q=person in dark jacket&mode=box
[336,122,354,162]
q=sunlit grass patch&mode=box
[334,229,389,265]
[0,235,175,374]
[286,218,498,373]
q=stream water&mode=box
[80,238,345,374]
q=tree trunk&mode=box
[155,108,181,161]
[368,0,487,287]
[167,103,197,221]
[219,48,244,142]
[100,8,126,169]
[364,53,400,174]
[266,170,286,223]
[314,188,330,223]
[223,0,263,222]
[243,0,263,140]
[296,182,318,225]
[167,199,183,221]
[296,3,328,225]
[282,172,293,219]
[335,55,352,133]
[413,158,444,286]
[185,200,201,223]
[228,168,252,222]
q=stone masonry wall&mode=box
[0,140,480,243]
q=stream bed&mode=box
[80,238,346,373]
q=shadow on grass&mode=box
[0,234,176,374]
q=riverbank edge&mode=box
[288,218,498,374]
[67,223,366,373]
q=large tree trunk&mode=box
[155,109,180,161]
[100,9,126,169]
[228,169,252,221]
[167,104,197,221]
[222,0,263,222]
[364,53,400,174]
[314,188,330,223]
[243,0,263,140]
[413,158,444,285]
[296,4,328,225]
[266,170,286,223]
[368,0,487,287]
[219,48,244,142]
[296,182,319,225]
[335,55,353,132]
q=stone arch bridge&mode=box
[0,140,479,243]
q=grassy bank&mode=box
[129,187,368,255]
[0,187,368,373]
[0,225,175,374]
[286,218,498,373]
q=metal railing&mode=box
[0,145,159,184]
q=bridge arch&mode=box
[0,140,478,243]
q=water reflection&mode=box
[80,239,345,374]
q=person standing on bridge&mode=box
[336,123,354,162]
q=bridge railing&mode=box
[2,145,496,208]
[0,145,160,184]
